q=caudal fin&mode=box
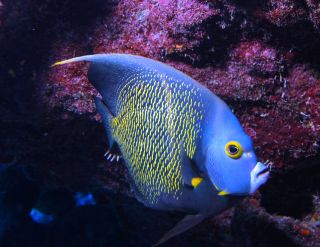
[152,214,205,247]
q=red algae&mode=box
[43,0,217,115]
[230,40,280,75]
[252,0,320,29]
[41,43,97,115]
[94,0,217,57]
[264,0,307,27]
[306,0,320,28]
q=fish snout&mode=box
[249,161,270,194]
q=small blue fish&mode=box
[29,208,55,224]
[74,192,96,207]
[30,191,96,225]
[53,54,270,245]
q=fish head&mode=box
[204,130,270,196]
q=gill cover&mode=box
[203,102,258,196]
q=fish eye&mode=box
[225,141,243,159]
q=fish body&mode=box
[87,54,239,212]
[53,54,270,244]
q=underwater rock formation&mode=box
[44,0,320,168]
[0,0,319,246]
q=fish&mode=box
[29,208,55,224]
[74,192,96,207]
[53,54,270,245]
[30,190,96,225]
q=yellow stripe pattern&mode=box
[111,71,204,205]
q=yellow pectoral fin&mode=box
[191,177,203,188]
[218,190,229,196]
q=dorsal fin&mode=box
[52,54,114,67]
[52,54,141,115]
[51,53,206,116]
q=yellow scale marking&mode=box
[111,71,204,205]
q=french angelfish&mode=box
[53,54,270,245]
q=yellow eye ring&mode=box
[225,141,243,159]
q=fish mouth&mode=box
[256,160,272,178]
[250,161,272,194]
[257,165,269,177]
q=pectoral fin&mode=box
[191,177,203,188]
[152,214,205,247]
[181,153,204,188]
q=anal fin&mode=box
[152,214,205,247]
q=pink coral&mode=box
[306,0,320,28]
[43,0,217,115]
[264,0,306,27]
[230,40,280,75]
[94,0,217,57]
[252,0,320,28]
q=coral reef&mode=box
[0,0,320,246]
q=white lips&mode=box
[249,162,270,194]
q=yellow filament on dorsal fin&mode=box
[51,55,95,67]
[191,177,203,188]
[52,58,76,67]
